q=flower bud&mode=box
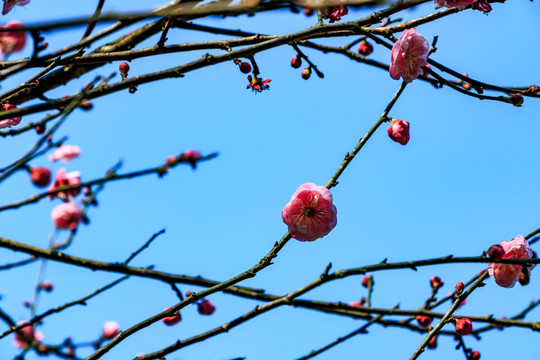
[487,244,504,259]
[301,67,311,80]
[40,281,54,292]
[387,119,410,145]
[303,8,314,16]
[509,93,524,107]
[470,350,481,360]
[415,315,433,329]
[357,40,373,56]
[361,275,372,288]
[197,299,216,315]
[239,62,252,74]
[291,55,302,69]
[119,62,130,77]
[161,307,181,326]
[427,335,437,349]
[455,318,473,335]
[455,282,464,296]
[29,167,51,187]
[430,276,443,291]
[102,321,119,339]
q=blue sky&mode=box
[0,1,539,359]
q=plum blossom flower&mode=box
[321,5,348,23]
[14,322,43,349]
[51,202,83,230]
[472,0,492,13]
[197,299,216,315]
[387,119,410,145]
[0,103,22,128]
[281,183,337,242]
[49,145,81,162]
[0,21,26,58]
[162,307,181,326]
[47,168,81,200]
[246,75,271,92]
[102,321,119,339]
[2,0,30,15]
[488,235,534,288]
[434,0,476,10]
[389,28,429,83]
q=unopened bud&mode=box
[430,276,443,290]
[301,67,311,80]
[455,317,473,336]
[291,55,302,69]
[455,282,464,296]
[239,62,252,74]
[357,40,373,56]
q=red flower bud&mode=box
[387,119,410,145]
[430,276,443,290]
[455,318,473,335]
[161,307,181,326]
[291,55,302,69]
[301,67,311,80]
[509,93,524,107]
[303,8,314,16]
[40,281,54,292]
[29,167,51,187]
[470,350,481,360]
[119,62,130,77]
[239,62,252,74]
[427,335,437,349]
[197,299,216,315]
[415,315,433,329]
[487,244,504,259]
[361,275,372,288]
[455,281,464,296]
[357,40,373,56]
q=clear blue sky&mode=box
[1,1,539,359]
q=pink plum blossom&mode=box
[47,168,81,200]
[0,21,26,58]
[488,235,534,288]
[434,0,477,10]
[281,183,337,242]
[102,321,119,339]
[2,0,30,15]
[389,28,429,83]
[387,119,410,145]
[0,103,22,128]
[14,322,43,349]
[51,202,83,230]
[197,299,216,315]
[49,145,81,162]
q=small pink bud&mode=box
[509,93,524,107]
[197,299,216,315]
[29,167,51,187]
[462,73,472,90]
[290,55,302,69]
[301,67,311,80]
[415,315,433,329]
[161,307,181,326]
[166,155,175,165]
[37,344,50,354]
[40,281,53,292]
[185,290,193,296]
[470,350,481,360]
[455,318,473,335]
[387,119,410,145]
[361,275,372,288]
[181,149,202,169]
[430,276,443,290]
[487,244,504,259]
[349,299,365,307]
[427,335,437,349]
[239,62,252,74]
[455,282,464,296]
[102,321,119,339]
[119,62,130,77]
[357,40,373,56]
